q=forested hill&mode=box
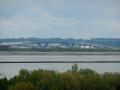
[0,38,120,48]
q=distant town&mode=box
[0,38,120,51]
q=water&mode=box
[0,54,120,78]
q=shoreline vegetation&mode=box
[0,44,120,55]
[0,64,120,90]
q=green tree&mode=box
[9,82,36,90]
[4,67,120,90]
[79,68,96,75]
[60,72,81,90]
[0,78,8,90]
[16,69,30,82]
[103,72,120,90]
[39,70,58,90]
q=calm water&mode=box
[0,54,120,78]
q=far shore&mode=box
[0,51,120,56]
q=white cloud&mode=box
[0,20,11,28]
[0,5,82,36]
[0,0,120,38]
[103,8,120,18]
[94,18,120,31]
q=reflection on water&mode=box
[0,55,120,78]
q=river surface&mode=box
[0,53,120,78]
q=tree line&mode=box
[1,45,120,52]
[0,64,120,90]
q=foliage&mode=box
[0,64,120,90]
[9,82,36,90]
[0,78,8,90]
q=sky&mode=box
[0,0,120,39]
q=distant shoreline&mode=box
[0,51,120,56]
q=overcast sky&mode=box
[0,0,120,38]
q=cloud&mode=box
[0,0,120,38]
[1,9,80,29]
[0,20,12,28]
[0,4,82,38]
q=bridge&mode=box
[0,40,108,49]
